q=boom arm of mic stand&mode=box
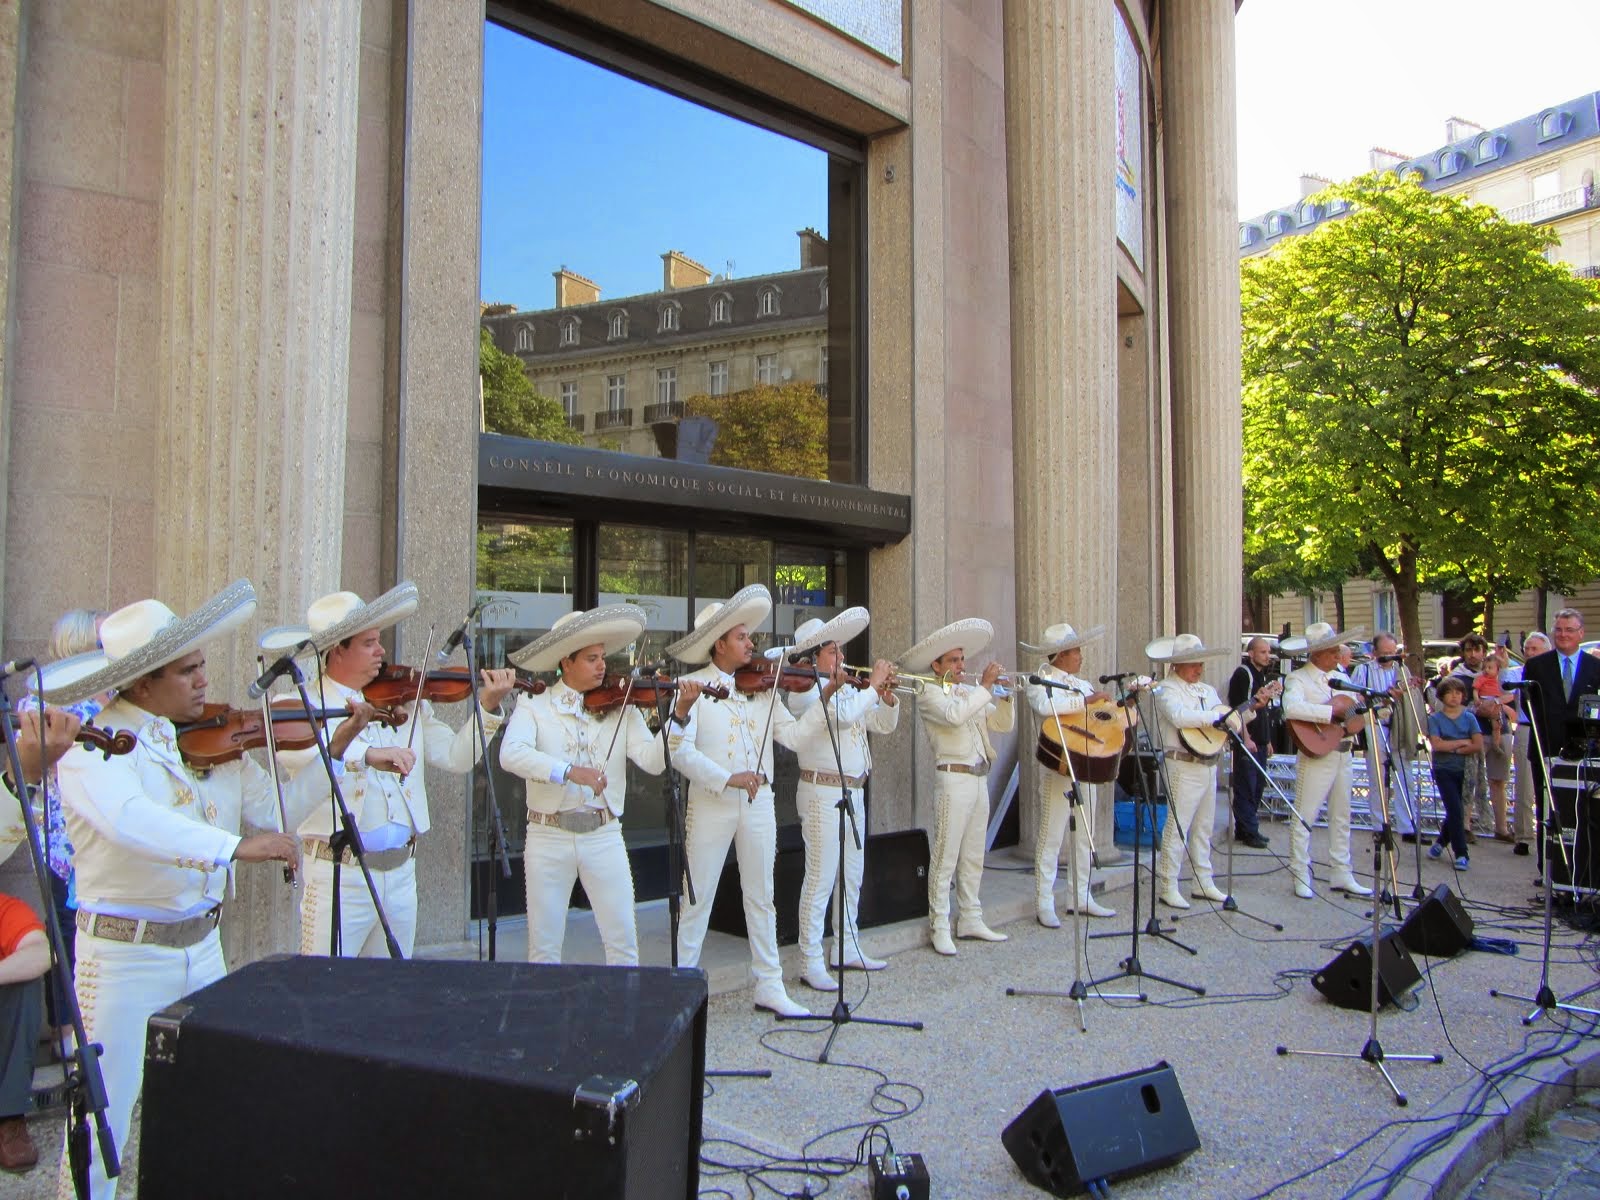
[0,690,120,1190]
[1223,726,1319,838]
[286,661,405,959]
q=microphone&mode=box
[787,649,817,666]
[1501,679,1536,691]
[1027,674,1078,691]
[1099,672,1134,684]
[246,642,310,700]
[435,599,487,664]
[1329,677,1384,697]
[1375,654,1404,663]
[0,657,37,677]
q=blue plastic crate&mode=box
[1113,798,1167,849]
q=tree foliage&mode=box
[684,381,828,479]
[1242,174,1600,660]
[479,328,580,445]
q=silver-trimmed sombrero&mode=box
[37,579,258,705]
[789,607,870,659]
[258,583,420,658]
[664,584,772,665]
[1144,633,1231,664]
[509,605,647,673]
[1279,621,1368,655]
[896,618,994,674]
[1019,622,1105,658]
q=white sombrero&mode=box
[509,605,647,673]
[1144,633,1231,664]
[36,579,259,706]
[258,583,420,658]
[664,584,773,665]
[896,618,994,674]
[1019,622,1105,657]
[1279,621,1368,655]
[789,607,871,659]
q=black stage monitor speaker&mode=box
[1312,930,1422,1010]
[1001,1061,1200,1196]
[1399,884,1474,959]
[140,956,706,1200]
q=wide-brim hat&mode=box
[258,583,419,658]
[37,579,258,706]
[664,584,772,665]
[896,618,994,674]
[1144,633,1231,664]
[790,607,870,658]
[1020,622,1106,658]
[1280,621,1368,655]
[508,605,647,673]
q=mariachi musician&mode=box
[1021,622,1117,926]
[1279,621,1373,900]
[1147,634,1237,908]
[499,605,701,967]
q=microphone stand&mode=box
[1277,691,1442,1106]
[446,626,512,962]
[1203,696,1284,933]
[1489,680,1600,1024]
[291,660,403,958]
[0,677,118,1198]
[1088,676,1204,997]
[1334,683,1408,917]
[1008,678,1143,1028]
[1365,698,1425,906]
[775,677,921,1059]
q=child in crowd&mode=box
[1429,676,1483,870]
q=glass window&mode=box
[756,353,778,385]
[606,374,626,412]
[515,323,533,351]
[559,380,577,416]
[480,22,863,482]
[655,366,676,405]
[1534,169,1561,202]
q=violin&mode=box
[174,700,402,769]
[582,673,729,716]
[5,711,136,760]
[731,660,823,695]
[363,664,548,709]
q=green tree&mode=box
[1242,174,1600,662]
[479,328,580,445]
[684,381,828,479]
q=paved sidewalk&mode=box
[1461,1089,1600,1199]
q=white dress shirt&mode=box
[499,682,665,816]
[785,681,899,775]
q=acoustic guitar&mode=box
[1181,679,1281,758]
[1288,693,1365,758]
[1036,696,1145,783]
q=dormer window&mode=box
[757,286,780,317]
[559,316,580,348]
[1297,201,1321,227]
[514,323,534,352]
[710,293,732,324]
[1437,149,1468,178]
[819,276,829,310]
[1539,109,1574,142]
[1400,164,1426,184]
[1476,133,1506,163]
[607,310,629,340]
[1266,212,1292,237]
[658,301,680,333]
[1238,224,1262,249]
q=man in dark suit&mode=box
[1517,608,1600,872]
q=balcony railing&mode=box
[643,400,685,423]
[1502,185,1595,226]
[564,412,584,432]
[595,408,634,431]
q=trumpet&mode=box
[841,664,927,697]
[872,666,1016,699]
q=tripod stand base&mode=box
[1276,1038,1442,1107]
[1489,985,1600,1026]
[774,1003,923,1063]
[1089,954,1202,997]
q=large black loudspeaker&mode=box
[140,957,706,1200]
[1399,884,1475,959]
[1001,1061,1200,1196]
[1312,930,1422,1010]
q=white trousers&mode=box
[1033,767,1097,906]
[796,781,866,967]
[1156,760,1217,888]
[1290,749,1354,885]
[524,819,638,966]
[298,855,418,958]
[57,928,227,1200]
[1513,723,1537,843]
[676,789,781,985]
[929,772,988,933]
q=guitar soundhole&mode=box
[1092,712,1113,723]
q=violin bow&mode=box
[256,654,297,887]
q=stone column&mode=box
[155,3,362,964]
[1161,0,1241,664]
[1002,1,1120,864]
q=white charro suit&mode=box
[785,681,899,970]
[499,683,666,965]
[277,675,500,958]
[1023,666,1105,911]
[670,665,814,986]
[1151,676,1223,893]
[917,682,1015,935]
[56,697,324,1200]
[1281,663,1360,889]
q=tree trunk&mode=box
[1391,547,1425,678]
[1333,584,1347,632]
[1483,578,1497,642]
[1536,585,1549,632]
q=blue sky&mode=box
[480,22,829,311]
